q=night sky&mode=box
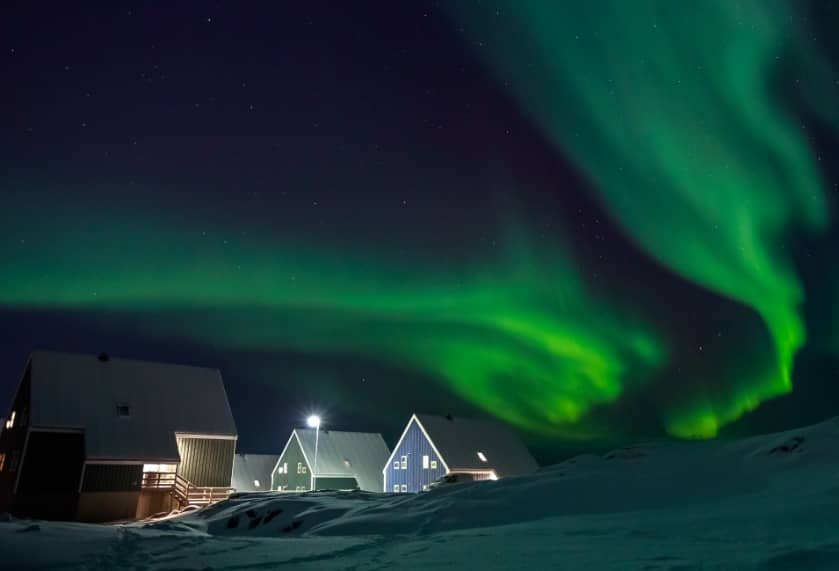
[2,1,839,462]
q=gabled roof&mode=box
[26,350,237,462]
[232,453,280,492]
[291,428,390,492]
[412,414,538,477]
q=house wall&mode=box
[272,435,312,491]
[136,489,175,519]
[77,491,140,522]
[314,476,358,490]
[0,363,31,511]
[176,436,236,487]
[385,419,446,493]
[13,430,85,520]
[81,463,143,492]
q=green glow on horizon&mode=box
[0,198,663,437]
[450,0,829,436]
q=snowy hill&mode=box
[3,418,839,569]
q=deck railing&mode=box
[142,471,233,509]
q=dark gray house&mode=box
[0,351,238,522]
[231,453,280,493]
[271,429,390,492]
[384,413,538,493]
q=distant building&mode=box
[384,413,538,493]
[271,429,390,492]
[231,453,280,493]
[0,351,238,522]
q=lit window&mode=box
[254,479,260,488]
[5,411,16,429]
[400,484,407,492]
[393,484,399,493]
[401,455,407,469]
[302,465,307,474]
[116,403,130,418]
[430,460,437,469]
[477,451,487,462]
[393,461,399,470]
[283,462,288,474]
[422,455,429,469]
[0,453,5,472]
[297,462,302,474]
[143,463,176,473]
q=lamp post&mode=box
[307,415,321,491]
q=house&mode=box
[272,429,390,492]
[0,350,238,522]
[231,453,280,493]
[384,413,538,493]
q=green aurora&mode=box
[449,0,831,436]
[0,196,662,437]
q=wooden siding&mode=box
[272,435,311,491]
[176,436,235,487]
[385,419,446,493]
[81,464,142,492]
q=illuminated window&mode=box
[393,484,399,493]
[297,462,303,474]
[143,463,176,473]
[400,455,407,469]
[254,480,260,488]
[477,451,487,462]
[430,460,437,469]
[283,462,288,474]
[5,411,15,429]
[400,484,407,492]
[393,461,399,470]
[0,453,5,472]
[422,455,429,469]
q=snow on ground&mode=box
[4,418,839,569]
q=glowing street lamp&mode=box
[307,415,321,490]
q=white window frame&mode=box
[430,459,437,469]
[393,484,399,493]
[400,484,407,493]
[422,455,429,469]
[401,455,408,469]
[297,462,303,474]
[393,460,400,470]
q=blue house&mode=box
[383,413,538,493]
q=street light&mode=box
[307,415,321,491]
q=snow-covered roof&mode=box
[293,429,390,492]
[232,453,280,492]
[26,350,237,462]
[414,414,538,477]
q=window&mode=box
[430,460,437,469]
[422,455,429,469]
[401,455,407,469]
[422,484,429,492]
[5,411,15,429]
[343,457,352,468]
[477,451,487,463]
[393,484,399,493]
[283,462,288,474]
[297,462,303,474]
[393,461,399,470]
[254,479,261,488]
[116,403,130,418]
[302,465,307,474]
[400,484,407,493]
[0,453,5,472]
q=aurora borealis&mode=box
[2,1,839,455]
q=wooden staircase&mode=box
[142,471,233,510]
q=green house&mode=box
[271,428,390,492]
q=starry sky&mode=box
[2,1,839,461]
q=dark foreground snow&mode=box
[4,418,839,569]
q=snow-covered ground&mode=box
[4,418,839,569]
